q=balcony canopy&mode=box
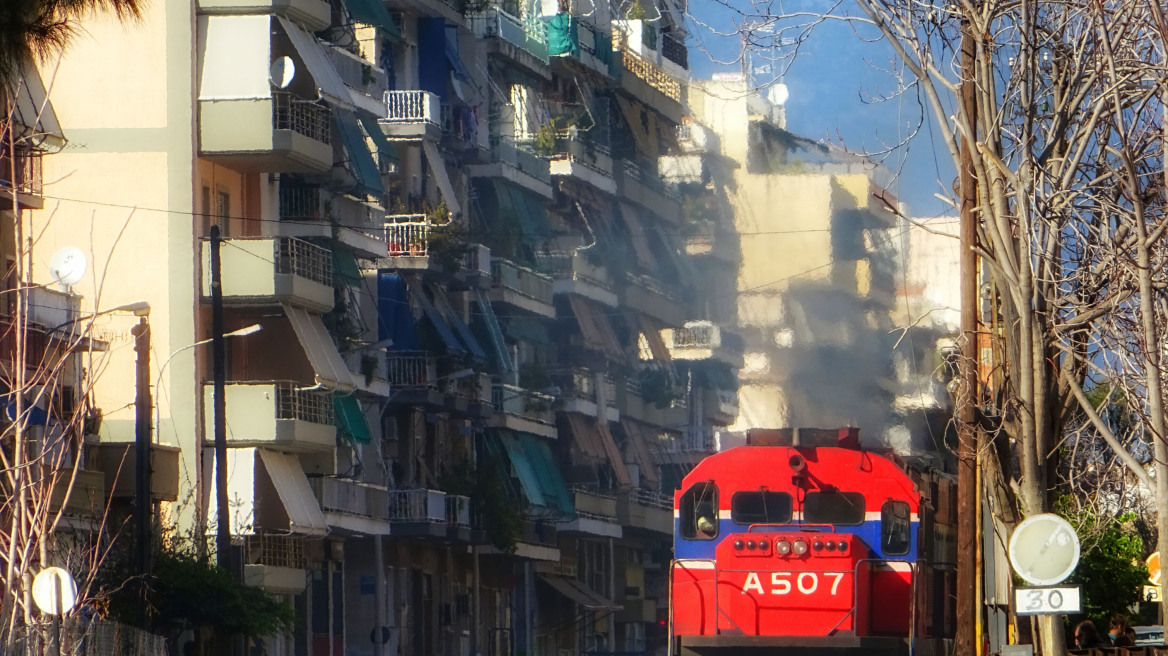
[284,303,355,391]
[277,16,352,108]
[9,61,64,149]
[538,575,619,611]
[257,449,328,536]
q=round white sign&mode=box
[1007,513,1080,586]
[31,567,77,616]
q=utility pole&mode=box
[210,225,230,571]
[132,315,152,615]
[955,18,981,656]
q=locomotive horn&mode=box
[788,453,806,472]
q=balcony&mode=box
[658,154,705,186]
[382,90,442,140]
[325,46,388,116]
[200,237,334,313]
[26,287,80,332]
[276,181,387,259]
[663,320,745,367]
[617,49,684,123]
[383,214,440,272]
[536,251,617,307]
[555,369,617,421]
[617,488,672,534]
[469,8,550,72]
[653,425,716,465]
[675,120,718,154]
[202,382,336,453]
[488,383,557,438]
[0,148,43,209]
[558,487,621,538]
[612,19,687,76]
[619,379,685,430]
[616,160,681,222]
[488,258,555,318]
[546,16,614,77]
[309,476,391,535]
[662,34,688,70]
[388,488,449,539]
[621,273,685,327]
[703,388,739,426]
[200,91,332,173]
[49,468,105,517]
[446,494,473,541]
[94,442,181,502]
[548,138,616,194]
[243,533,308,593]
[385,353,456,408]
[196,0,331,30]
[466,141,553,198]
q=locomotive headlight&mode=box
[776,540,792,555]
[837,540,848,552]
[793,539,809,555]
[746,540,757,550]
[825,540,837,551]
[734,540,744,551]
[812,540,823,551]
[758,539,770,551]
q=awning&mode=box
[198,15,272,101]
[422,140,462,216]
[258,449,328,536]
[378,272,420,349]
[618,203,655,270]
[335,108,385,196]
[545,14,579,57]
[431,283,488,360]
[637,315,672,365]
[499,431,547,508]
[9,61,64,148]
[620,420,660,488]
[402,274,465,355]
[615,95,660,158]
[334,394,372,444]
[277,16,352,108]
[539,575,620,611]
[596,420,633,488]
[566,296,624,359]
[345,0,402,41]
[563,413,606,462]
[358,112,399,164]
[283,303,355,391]
[504,316,551,344]
[520,433,575,517]
[474,289,515,373]
[333,248,363,286]
[445,26,471,82]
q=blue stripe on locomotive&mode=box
[673,517,920,562]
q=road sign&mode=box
[1014,585,1082,615]
[1148,552,1161,585]
[31,567,77,616]
[1145,585,1162,603]
[1008,514,1080,586]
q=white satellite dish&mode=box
[768,83,789,106]
[48,246,87,288]
[270,56,296,89]
[1008,513,1080,586]
[32,567,77,615]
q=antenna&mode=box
[48,246,87,290]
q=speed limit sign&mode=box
[1014,585,1082,615]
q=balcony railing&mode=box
[493,383,556,426]
[668,321,745,352]
[276,382,335,424]
[244,533,307,569]
[491,259,554,304]
[619,49,681,102]
[0,148,42,196]
[326,46,387,94]
[622,159,679,200]
[491,141,551,183]
[570,485,618,521]
[470,8,549,62]
[275,238,333,287]
[662,34,688,69]
[272,92,331,143]
[385,215,432,256]
[446,494,471,528]
[384,90,440,125]
[386,352,437,388]
[629,487,672,510]
[388,488,447,523]
[310,476,390,518]
[279,182,324,221]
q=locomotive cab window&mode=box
[680,481,718,540]
[881,500,911,555]
[731,491,792,525]
[803,491,865,526]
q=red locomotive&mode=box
[670,427,957,656]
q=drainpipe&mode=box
[472,546,480,656]
[374,535,386,656]
[608,538,616,652]
[525,562,534,656]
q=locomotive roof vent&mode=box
[746,427,861,449]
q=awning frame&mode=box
[283,303,355,391]
[258,449,328,536]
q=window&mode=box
[731,491,792,525]
[201,185,212,236]
[216,189,231,237]
[679,481,718,540]
[803,491,865,526]
[881,500,912,555]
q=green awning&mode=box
[333,249,363,286]
[499,431,547,508]
[521,433,575,518]
[504,316,551,344]
[335,109,385,197]
[358,111,399,165]
[334,394,371,444]
[546,13,579,57]
[344,0,402,41]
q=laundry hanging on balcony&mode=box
[546,14,579,57]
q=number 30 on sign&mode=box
[1014,586,1082,615]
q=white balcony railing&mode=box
[384,90,440,125]
[310,476,389,518]
[385,215,431,256]
[388,488,447,523]
[386,352,436,388]
[446,494,471,528]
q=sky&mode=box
[684,1,957,218]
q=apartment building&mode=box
[24,0,736,654]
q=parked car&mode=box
[1132,625,1164,646]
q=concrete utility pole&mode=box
[132,315,152,620]
[210,224,230,570]
[955,18,981,656]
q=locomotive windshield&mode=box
[731,491,792,525]
[881,500,911,555]
[803,491,865,525]
[679,481,718,540]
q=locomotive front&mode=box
[669,428,954,656]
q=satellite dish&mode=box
[270,56,296,89]
[768,83,789,106]
[48,246,87,288]
[32,567,77,615]
[1008,513,1080,586]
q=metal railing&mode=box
[662,34,688,69]
[672,321,717,348]
[630,487,672,510]
[447,494,472,527]
[326,46,387,93]
[272,91,331,143]
[6,620,167,656]
[492,141,551,182]
[619,49,681,102]
[570,485,619,521]
[491,258,554,304]
[384,90,440,124]
[385,215,432,256]
[276,382,335,425]
[622,159,680,200]
[310,476,390,518]
[470,8,549,62]
[278,181,323,221]
[388,488,447,522]
[275,237,333,286]
[0,148,42,196]
[245,532,308,569]
[386,352,436,388]
[493,383,556,425]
